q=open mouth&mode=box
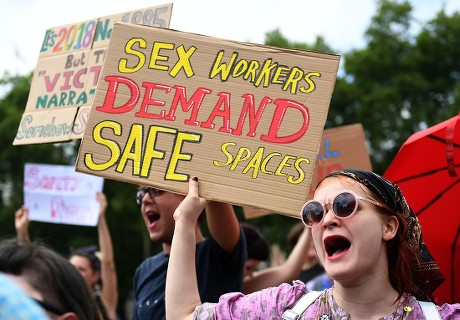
[146,211,160,224]
[324,236,351,257]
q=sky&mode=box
[1,0,460,77]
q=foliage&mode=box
[0,72,68,217]
[328,0,460,174]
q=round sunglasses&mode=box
[300,190,390,227]
[136,187,165,205]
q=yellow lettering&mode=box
[209,51,238,81]
[116,124,143,174]
[242,147,264,178]
[254,59,277,87]
[243,60,260,83]
[170,45,196,78]
[232,60,249,77]
[275,155,296,176]
[299,72,320,94]
[288,158,309,184]
[272,66,290,84]
[84,121,121,171]
[141,126,177,177]
[149,42,174,71]
[119,38,147,73]
[166,132,202,181]
[283,67,303,94]
[261,152,282,174]
[214,142,236,166]
[229,147,252,171]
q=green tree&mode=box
[0,72,68,218]
[329,0,460,174]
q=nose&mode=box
[321,205,339,228]
[142,191,154,205]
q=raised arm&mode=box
[243,226,312,293]
[15,206,31,243]
[96,192,118,320]
[205,200,240,254]
[166,177,206,320]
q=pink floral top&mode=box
[193,281,460,319]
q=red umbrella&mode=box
[384,112,460,304]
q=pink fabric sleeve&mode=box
[193,280,307,319]
[437,302,460,319]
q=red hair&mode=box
[384,211,419,300]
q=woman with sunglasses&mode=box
[166,169,460,319]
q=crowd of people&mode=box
[1,169,458,319]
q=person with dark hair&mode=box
[15,192,118,320]
[133,186,247,320]
[0,272,49,319]
[240,222,270,281]
[166,171,460,319]
[0,239,100,319]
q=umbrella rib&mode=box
[395,164,460,184]
[428,134,460,149]
[416,178,460,217]
[393,134,459,183]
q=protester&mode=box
[240,222,270,280]
[165,170,460,319]
[15,192,118,320]
[0,272,49,319]
[0,239,100,319]
[133,185,247,320]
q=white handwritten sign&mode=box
[24,163,104,226]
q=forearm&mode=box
[98,216,118,318]
[206,201,240,253]
[166,218,200,320]
[98,216,115,265]
[15,206,31,243]
[282,228,311,275]
[244,258,303,293]
[244,228,311,293]
[17,228,30,243]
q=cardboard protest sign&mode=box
[76,22,341,217]
[13,4,173,145]
[243,123,373,218]
[24,163,104,226]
